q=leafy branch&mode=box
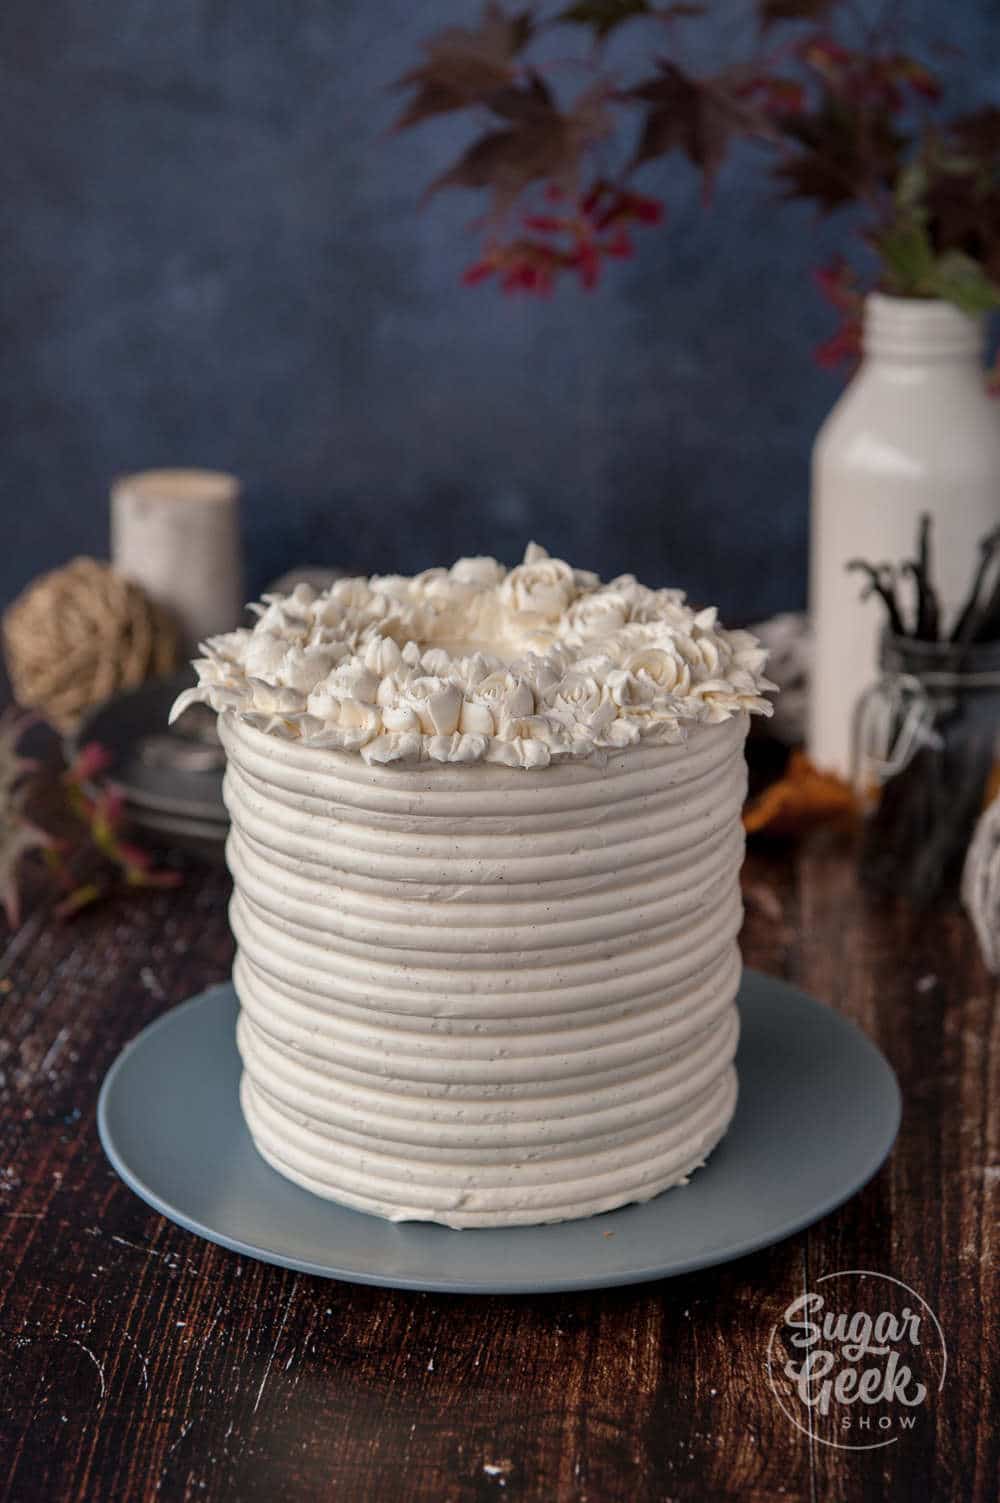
[0,716,180,930]
[393,0,1000,356]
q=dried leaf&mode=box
[0,814,50,929]
[54,882,104,920]
[0,709,38,803]
[393,2,534,131]
[744,751,856,837]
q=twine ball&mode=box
[2,557,178,731]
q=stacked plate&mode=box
[72,672,228,858]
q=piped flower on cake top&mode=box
[170,545,776,768]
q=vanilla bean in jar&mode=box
[854,634,1000,904]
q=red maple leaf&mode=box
[774,98,903,211]
[630,62,765,194]
[427,79,612,217]
[393,2,534,131]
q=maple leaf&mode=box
[558,0,703,35]
[925,167,1000,285]
[427,80,612,215]
[393,2,535,131]
[775,155,856,211]
[948,107,1000,161]
[811,254,864,374]
[757,0,836,28]
[923,115,1000,281]
[887,54,941,104]
[558,0,650,41]
[630,62,763,192]
[774,101,902,212]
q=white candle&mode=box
[111,468,243,654]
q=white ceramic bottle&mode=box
[808,293,1000,777]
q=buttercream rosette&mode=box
[170,544,775,767]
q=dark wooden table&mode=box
[1,831,997,1503]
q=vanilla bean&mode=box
[903,514,940,641]
[857,517,1000,906]
[950,524,1000,644]
[970,555,1000,642]
[971,590,1000,643]
[846,559,907,637]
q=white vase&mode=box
[808,293,1000,778]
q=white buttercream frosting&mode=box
[221,709,750,1227]
[170,544,774,769]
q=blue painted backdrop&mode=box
[3,2,998,622]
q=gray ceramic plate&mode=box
[97,972,900,1294]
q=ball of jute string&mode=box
[2,557,179,732]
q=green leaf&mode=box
[930,251,1000,315]
[558,0,650,40]
[878,219,936,296]
[894,159,928,219]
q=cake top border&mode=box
[170,543,775,768]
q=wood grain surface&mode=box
[0,828,996,1503]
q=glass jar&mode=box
[852,634,1000,903]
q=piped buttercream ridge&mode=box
[221,703,751,1226]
